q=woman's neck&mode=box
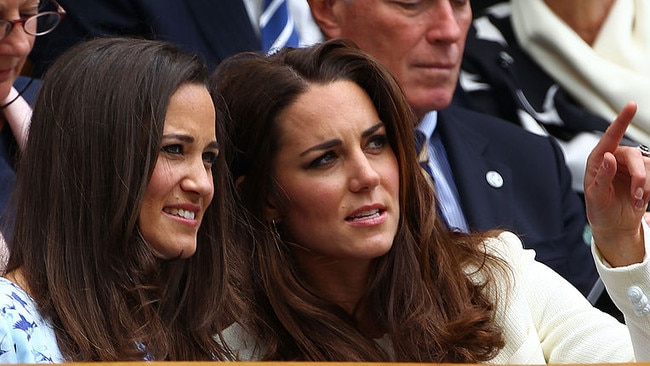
[296,253,370,314]
[296,257,384,336]
[544,0,616,45]
[4,267,30,296]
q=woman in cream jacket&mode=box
[214,39,650,363]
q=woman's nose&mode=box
[181,157,214,198]
[0,21,34,57]
[348,153,381,192]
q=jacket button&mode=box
[627,286,650,316]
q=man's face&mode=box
[312,0,472,119]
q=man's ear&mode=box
[308,0,343,39]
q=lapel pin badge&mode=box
[486,170,503,188]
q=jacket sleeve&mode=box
[592,219,650,361]
[487,231,635,363]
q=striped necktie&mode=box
[415,129,436,188]
[260,0,300,52]
[415,129,469,232]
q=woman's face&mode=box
[269,80,400,266]
[0,0,38,101]
[139,83,219,259]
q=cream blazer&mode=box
[223,227,650,363]
[485,228,649,363]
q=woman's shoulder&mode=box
[481,231,534,264]
[0,277,63,363]
[0,276,33,309]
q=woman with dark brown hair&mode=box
[213,38,650,363]
[0,37,242,362]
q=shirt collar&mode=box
[416,110,438,140]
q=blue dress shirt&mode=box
[417,111,469,232]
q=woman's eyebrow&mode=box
[162,134,194,143]
[362,122,384,138]
[300,139,341,157]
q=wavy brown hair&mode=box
[6,38,242,361]
[212,38,508,362]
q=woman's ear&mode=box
[235,175,245,188]
[237,175,281,221]
[264,194,281,223]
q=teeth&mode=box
[349,209,380,220]
[164,208,196,220]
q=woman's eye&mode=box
[162,144,183,155]
[366,135,388,152]
[202,151,219,166]
[20,8,39,17]
[308,151,336,169]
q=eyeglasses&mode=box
[0,0,66,41]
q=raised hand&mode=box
[584,101,647,267]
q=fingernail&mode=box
[635,187,644,200]
[636,199,646,210]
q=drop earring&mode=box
[270,219,283,253]
[271,219,281,238]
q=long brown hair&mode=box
[212,38,507,362]
[7,38,241,361]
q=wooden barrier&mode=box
[39,363,649,366]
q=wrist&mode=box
[592,225,645,267]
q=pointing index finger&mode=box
[593,101,638,157]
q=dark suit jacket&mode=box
[437,105,598,296]
[30,0,260,77]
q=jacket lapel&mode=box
[436,106,514,232]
